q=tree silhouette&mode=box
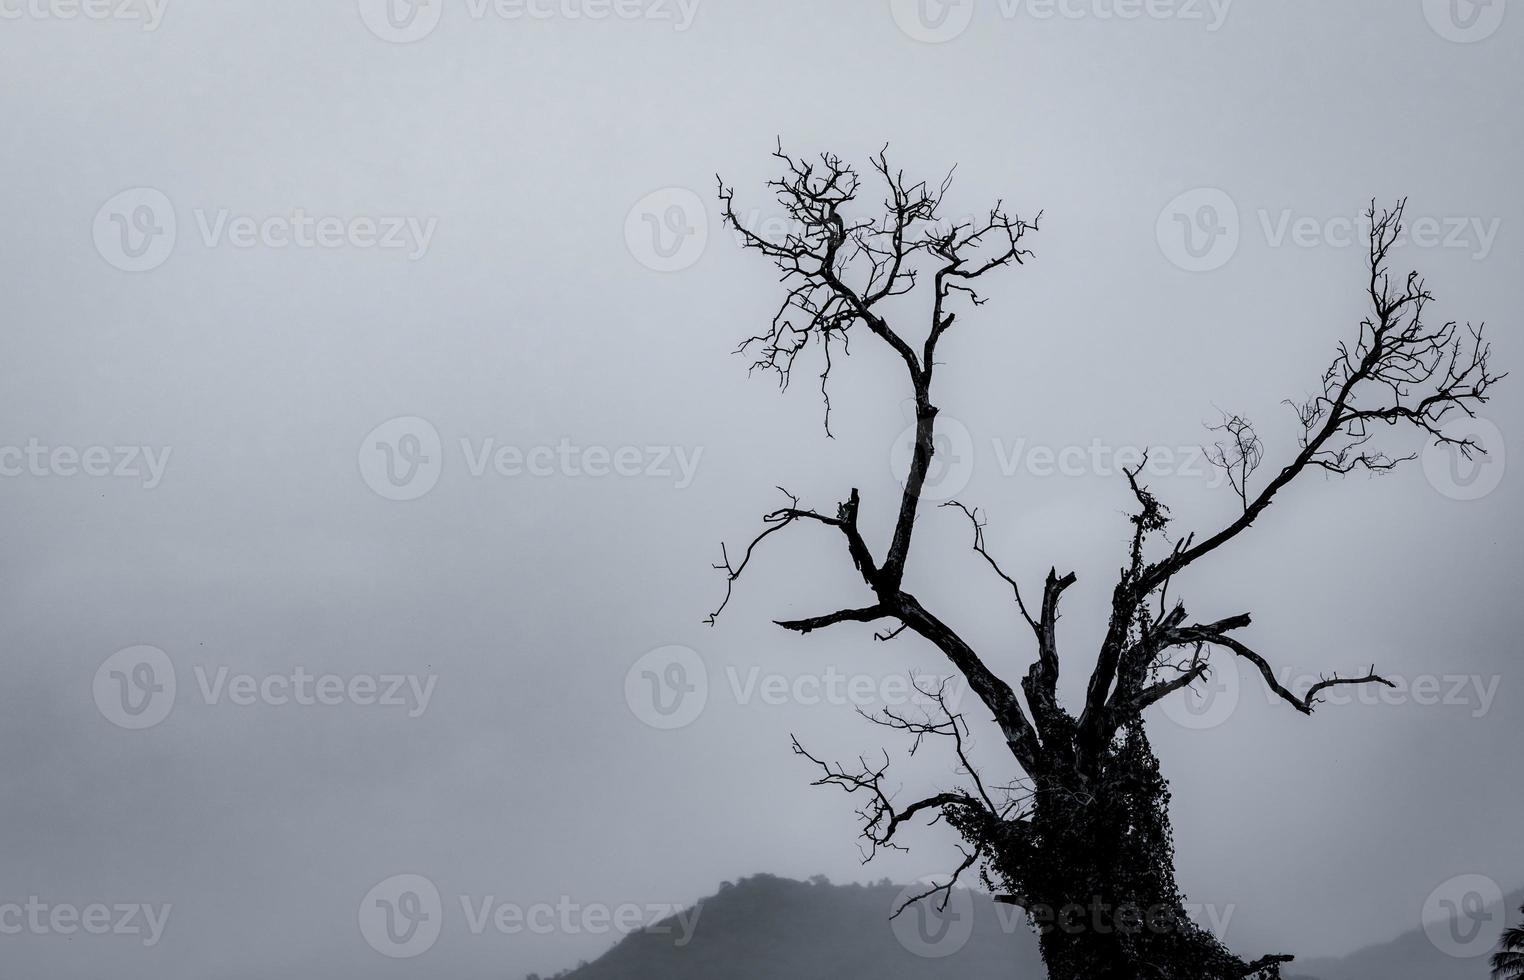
[707,143,1502,980]
[1495,906,1524,980]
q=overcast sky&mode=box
[1,1,1520,977]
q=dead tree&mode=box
[707,144,1501,980]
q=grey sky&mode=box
[0,1,1520,977]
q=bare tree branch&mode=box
[705,487,878,625]
[714,146,1046,770]
[1075,202,1498,757]
[1203,634,1395,716]
[941,501,1038,630]
[776,605,890,634]
[791,680,1017,863]
[1206,411,1264,512]
[1139,201,1503,594]
[1119,614,1395,718]
[890,847,982,920]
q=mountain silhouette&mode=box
[551,874,1043,980]
[544,874,1521,980]
[1288,887,1522,980]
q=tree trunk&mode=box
[978,725,1278,980]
